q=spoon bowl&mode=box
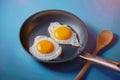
[94,30,113,55]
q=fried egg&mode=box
[29,35,62,61]
[48,22,80,47]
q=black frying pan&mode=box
[20,10,88,63]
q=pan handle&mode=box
[80,52,120,72]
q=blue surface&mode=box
[0,0,120,80]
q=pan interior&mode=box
[20,10,88,63]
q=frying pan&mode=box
[20,10,87,63]
[20,10,120,71]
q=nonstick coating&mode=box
[20,10,88,63]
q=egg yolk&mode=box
[36,40,54,54]
[54,25,72,40]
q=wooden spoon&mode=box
[75,30,113,80]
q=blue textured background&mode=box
[0,0,120,80]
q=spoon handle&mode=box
[75,61,90,80]
[75,49,100,80]
[80,52,120,72]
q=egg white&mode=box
[48,22,80,47]
[29,35,62,61]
